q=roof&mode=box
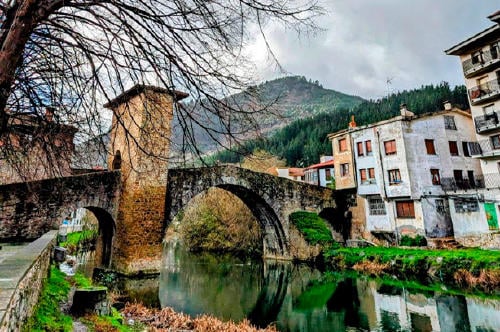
[445,24,499,55]
[104,84,189,108]
[305,159,334,170]
[488,10,500,23]
[327,107,471,140]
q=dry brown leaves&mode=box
[352,261,389,275]
[122,303,278,332]
[454,269,500,292]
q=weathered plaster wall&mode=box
[0,231,57,331]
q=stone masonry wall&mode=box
[0,171,120,241]
[0,230,57,331]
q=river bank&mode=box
[324,246,500,294]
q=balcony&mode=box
[468,140,500,158]
[441,177,485,191]
[474,111,500,133]
[462,48,500,78]
[468,79,500,105]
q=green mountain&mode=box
[171,76,365,158]
[213,82,469,166]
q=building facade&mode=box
[0,108,77,184]
[329,105,482,244]
[446,11,500,247]
[304,156,335,187]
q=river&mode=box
[94,241,500,332]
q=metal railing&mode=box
[474,111,500,133]
[441,176,485,191]
[468,139,500,156]
[468,79,500,104]
[462,48,499,75]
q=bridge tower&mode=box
[105,85,188,274]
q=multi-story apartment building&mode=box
[329,104,482,245]
[446,11,500,247]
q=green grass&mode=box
[59,230,98,250]
[290,211,334,245]
[24,267,73,332]
[325,246,500,270]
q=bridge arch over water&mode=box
[0,171,121,267]
[165,165,336,259]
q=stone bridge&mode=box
[0,166,340,273]
[166,165,337,259]
[0,171,121,267]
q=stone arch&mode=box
[165,183,289,258]
[84,207,115,268]
[55,204,117,269]
[216,184,289,257]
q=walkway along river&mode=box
[87,241,500,332]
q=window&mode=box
[339,138,347,152]
[396,201,415,218]
[425,139,436,155]
[368,196,386,215]
[454,198,479,213]
[365,140,372,155]
[384,140,396,155]
[462,142,470,157]
[444,116,457,130]
[340,163,349,177]
[435,199,448,215]
[430,169,441,185]
[388,169,401,185]
[471,50,483,64]
[491,134,500,149]
[491,42,499,59]
[449,141,459,156]
[360,169,367,183]
[357,141,364,156]
[368,168,375,180]
[325,168,332,180]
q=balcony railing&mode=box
[468,79,500,105]
[474,111,500,133]
[468,139,500,157]
[462,48,500,77]
[441,176,485,191]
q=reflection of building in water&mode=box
[467,297,500,332]
[360,279,499,332]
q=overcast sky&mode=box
[248,1,499,100]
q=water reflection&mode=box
[157,242,500,332]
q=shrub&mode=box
[289,211,334,245]
[399,235,427,247]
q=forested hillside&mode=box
[170,76,364,156]
[213,82,469,166]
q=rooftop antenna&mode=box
[386,76,394,96]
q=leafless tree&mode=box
[0,0,322,181]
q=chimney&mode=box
[45,107,55,122]
[443,100,452,111]
[400,103,414,117]
[348,115,357,128]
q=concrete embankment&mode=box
[0,230,57,331]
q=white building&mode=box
[303,156,335,188]
[329,105,482,244]
[445,11,500,248]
